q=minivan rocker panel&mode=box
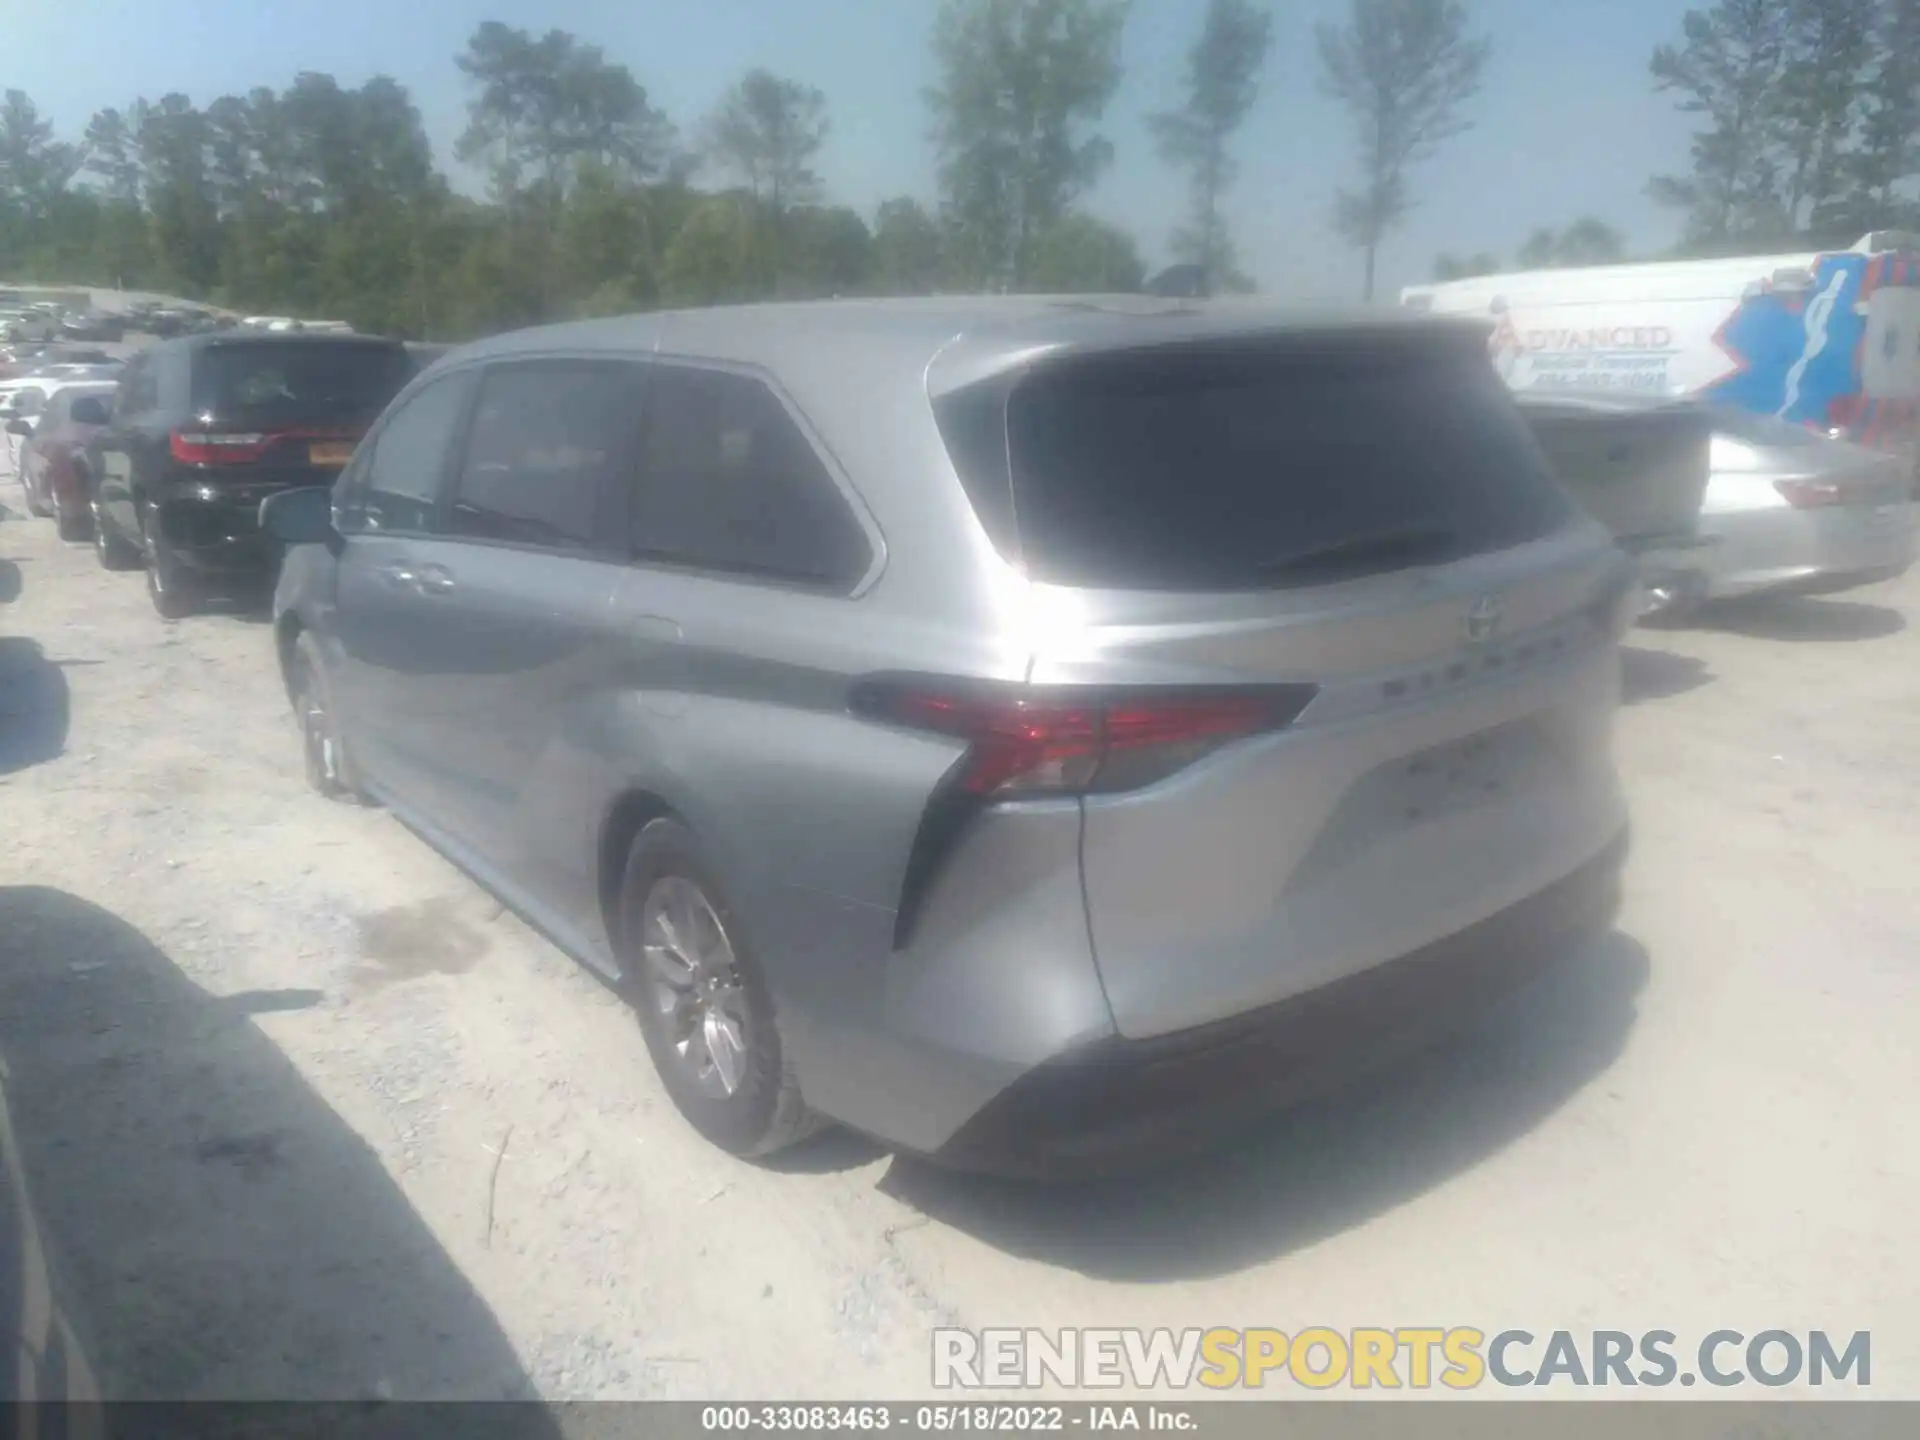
[272,297,1635,1177]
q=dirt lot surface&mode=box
[2,467,1916,1402]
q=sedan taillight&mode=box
[1774,477,1847,509]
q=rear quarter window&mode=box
[628,364,872,590]
[941,334,1578,591]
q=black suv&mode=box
[86,332,413,617]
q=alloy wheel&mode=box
[639,875,752,1098]
[299,686,341,793]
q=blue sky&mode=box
[19,0,1700,298]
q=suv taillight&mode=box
[171,430,270,465]
[851,678,1317,798]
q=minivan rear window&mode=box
[192,341,412,420]
[941,335,1577,590]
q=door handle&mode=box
[376,561,456,596]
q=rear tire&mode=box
[617,818,821,1158]
[141,505,199,619]
[53,489,88,542]
[288,631,364,802]
[91,497,139,571]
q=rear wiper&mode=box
[1256,523,1458,580]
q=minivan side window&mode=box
[448,362,636,554]
[351,372,471,535]
[630,364,870,589]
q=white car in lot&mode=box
[1696,410,1917,602]
[0,378,54,473]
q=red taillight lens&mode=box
[853,680,1315,797]
[1774,477,1845,509]
[171,430,271,465]
[883,689,1105,794]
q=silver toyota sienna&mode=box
[264,297,1636,1177]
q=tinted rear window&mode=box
[192,341,412,419]
[944,337,1577,590]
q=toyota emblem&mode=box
[1464,594,1503,644]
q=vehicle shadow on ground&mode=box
[1696,594,1906,642]
[879,931,1650,1282]
[0,637,71,774]
[194,577,277,625]
[1620,645,1713,704]
[193,599,274,626]
[0,886,551,1405]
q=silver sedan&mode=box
[1697,411,1916,602]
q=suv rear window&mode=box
[192,341,412,420]
[941,334,1577,590]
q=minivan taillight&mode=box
[859,677,1318,949]
[171,430,271,465]
[851,679,1317,798]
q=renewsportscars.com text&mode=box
[932,1327,1872,1391]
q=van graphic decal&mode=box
[1486,313,1679,392]
[1707,251,1920,448]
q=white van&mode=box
[1402,232,1920,457]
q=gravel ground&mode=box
[1,463,1916,1403]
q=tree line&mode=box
[1434,0,1920,282]
[0,0,1504,334]
[21,1,1910,325]
[1650,0,1920,253]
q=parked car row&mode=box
[9,296,1915,1177]
[1,353,126,509]
[5,330,416,616]
[0,301,71,344]
[237,315,356,334]
[10,382,118,540]
[123,300,232,338]
[0,301,134,345]
[0,343,120,382]
[1402,231,1920,612]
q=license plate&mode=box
[308,440,354,466]
[1867,504,1903,530]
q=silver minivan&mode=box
[265,298,1635,1176]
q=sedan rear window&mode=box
[942,335,1577,590]
[192,341,412,420]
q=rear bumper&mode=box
[152,492,282,575]
[1623,533,1718,617]
[931,827,1628,1179]
[1701,501,1916,600]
